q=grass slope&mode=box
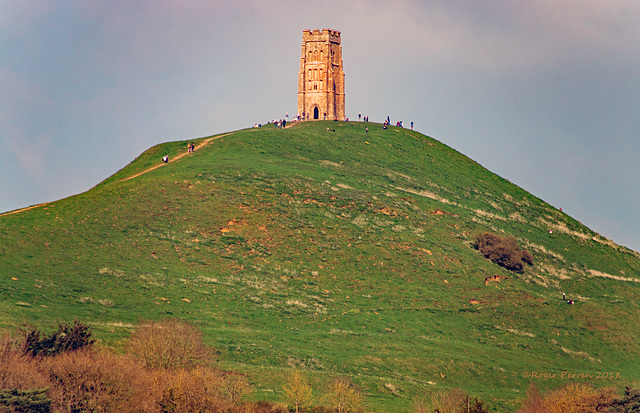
[1,121,639,411]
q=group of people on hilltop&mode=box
[249,112,415,132]
[253,113,302,129]
[254,119,289,129]
[358,113,369,122]
[380,116,414,131]
[160,112,418,165]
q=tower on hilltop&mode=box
[298,29,345,121]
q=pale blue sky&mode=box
[2,1,639,251]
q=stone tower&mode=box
[298,29,345,121]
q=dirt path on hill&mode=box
[0,203,48,217]
[0,132,234,218]
[122,132,233,182]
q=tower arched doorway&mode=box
[313,107,319,120]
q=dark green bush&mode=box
[0,388,51,413]
[474,232,533,272]
[22,321,94,357]
[605,387,640,412]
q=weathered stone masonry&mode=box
[298,29,345,121]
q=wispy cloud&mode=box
[1,0,639,250]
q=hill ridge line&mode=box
[122,132,234,182]
[0,132,234,218]
[0,203,47,217]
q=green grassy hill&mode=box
[2,121,639,411]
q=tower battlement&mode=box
[302,29,342,43]
[298,29,345,121]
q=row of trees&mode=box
[411,384,640,413]
[281,371,363,413]
[1,320,254,412]
[0,319,365,413]
[3,319,638,412]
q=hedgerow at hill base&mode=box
[1,321,256,413]
[3,320,639,413]
[516,383,640,413]
[0,320,372,412]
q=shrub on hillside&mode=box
[219,373,252,408]
[517,383,544,413]
[474,232,533,272]
[1,328,264,413]
[414,388,490,413]
[323,377,364,413]
[157,367,252,412]
[517,383,616,413]
[0,333,50,391]
[126,319,213,370]
[21,320,94,357]
[4,328,147,413]
[0,334,52,411]
[43,349,151,413]
[281,370,314,413]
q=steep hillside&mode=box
[1,121,639,411]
